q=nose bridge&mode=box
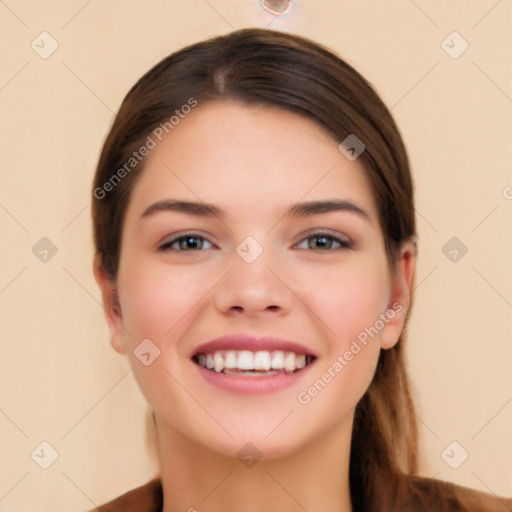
[213,235,293,315]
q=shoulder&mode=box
[88,478,162,512]
[398,474,512,512]
[86,474,512,512]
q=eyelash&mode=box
[157,231,353,252]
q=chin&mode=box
[209,433,307,463]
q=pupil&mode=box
[312,236,329,249]
[183,236,200,250]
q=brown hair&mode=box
[92,28,418,510]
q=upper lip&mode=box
[191,333,318,358]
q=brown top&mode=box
[91,476,512,512]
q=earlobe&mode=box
[92,253,127,355]
[380,240,416,350]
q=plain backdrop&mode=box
[0,1,511,510]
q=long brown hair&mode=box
[92,28,419,510]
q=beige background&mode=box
[0,1,511,510]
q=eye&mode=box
[157,231,352,252]
[158,232,214,251]
[295,231,353,251]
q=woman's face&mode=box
[95,99,413,459]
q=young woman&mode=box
[90,28,511,512]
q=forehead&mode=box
[124,99,377,223]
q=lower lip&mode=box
[193,361,315,395]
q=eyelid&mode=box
[158,230,215,251]
[299,228,351,243]
[294,229,353,250]
[157,229,353,252]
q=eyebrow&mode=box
[140,199,371,223]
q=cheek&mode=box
[296,342,380,429]
[118,262,210,343]
[295,260,389,413]
[299,255,390,347]
[115,263,206,420]
[116,261,218,403]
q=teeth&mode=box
[284,352,296,372]
[213,352,224,373]
[270,351,285,369]
[195,350,313,374]
[254,351,271,370]
[238,350,253,370]
[224,350,238,369]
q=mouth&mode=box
[190,334,318,394]
[192,350,317,376]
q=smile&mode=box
[192,350,315,376]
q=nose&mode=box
[213,249,294,317]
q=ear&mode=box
[380,239,416,350]
[92,253,127,354]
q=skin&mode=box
[94,99,415,512]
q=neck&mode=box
[156,414,354,512]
